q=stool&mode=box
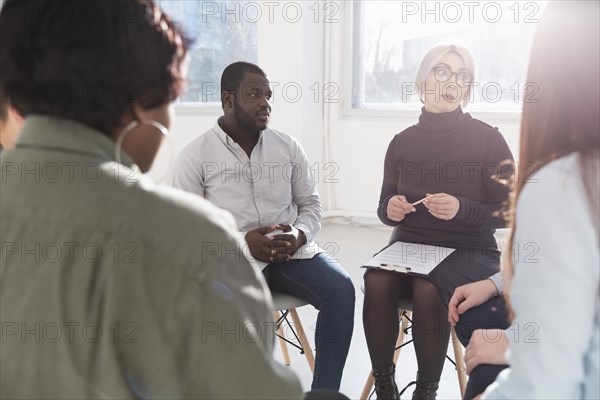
[271,291,316,372]
[359,289,467,399]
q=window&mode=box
[351,1,547,111]
[0,0,257,106]
[157,0,258,104]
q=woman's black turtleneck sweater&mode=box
[378,106,514,247]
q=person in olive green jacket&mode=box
[0,1,302,398]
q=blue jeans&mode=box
[455,296,510,399]
[263,253,355,390]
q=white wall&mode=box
[152,0,522,221]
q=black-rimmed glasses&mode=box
[433,66,474,87]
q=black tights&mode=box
[363,270,450,382]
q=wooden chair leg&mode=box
[394,310,411,364]
[289,308,315,373]
[360,313,466,400]
[360,309,410,400]
[451,326,467,399]
[274,311,291,366]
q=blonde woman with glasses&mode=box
[364,44,514,400]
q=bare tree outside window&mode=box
[157,0,258,104]
[353,1,547,110]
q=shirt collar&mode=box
[213,117,265,147]
[15,115,135,165]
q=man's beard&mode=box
[233,99,263,132]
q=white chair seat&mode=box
[269,291,315,372]
[271,291,310,310]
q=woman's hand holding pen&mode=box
[424,192,460,220]
[387,193,460,221]
[387,195,416,222]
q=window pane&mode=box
[353,1,547,109]
[157,0,258,104]
[0,0,258,104]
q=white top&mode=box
[171,120,324,267]
[484,153,600,399]
[488,271,503,294]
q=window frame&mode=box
[155,0,259,115]
[341,0,531,120]
[174,102,222,116]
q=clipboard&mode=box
[361,241,456,276]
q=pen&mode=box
[411,197,428,207]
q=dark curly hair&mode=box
[0,0,193,135]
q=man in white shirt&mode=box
[172,62,355,390]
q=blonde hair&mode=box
[414,44,476,108]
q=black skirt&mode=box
[427,245,501,305]
[364,243,501,306]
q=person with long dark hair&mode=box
[449,1,599,398]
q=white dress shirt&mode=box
[172,120,324,267]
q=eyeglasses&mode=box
[433,66,474,87]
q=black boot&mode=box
[411,372,439,400]
[372,364,400,400]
